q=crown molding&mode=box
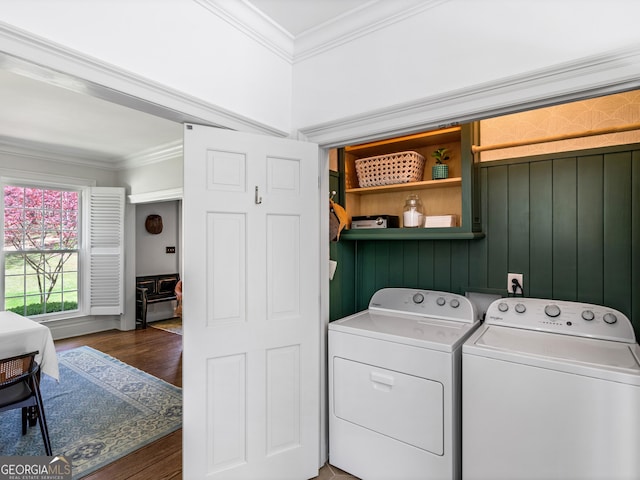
[117,140,183,170]
[193,0,294,62]
[0,135,184,171]
[299,44,640,147]
[294,0,447,63]
[0,136,120,170]
[0,136,184,171]
[0,165,96,189]
[0,21,287,137]
[195,0,447,64]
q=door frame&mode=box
[318,146,330,465]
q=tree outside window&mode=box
[4,185,79,317]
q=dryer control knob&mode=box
[515,303,526,313]
[581,310,595,321]
[436,297,446,306]
[412,293,424,304]
[603,313,618,325]
[498,302,509,312]
[450,298,460,308]
[544,304,561,318]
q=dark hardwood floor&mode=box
[54,327,183,480]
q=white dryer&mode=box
[329,288,479,480]
[462,297,640,480]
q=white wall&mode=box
[135,200,181,322]
[293,0,640,132]
[4,0,639,142]
[136,201,180,276]
[2,0,293,134]
[121,156,183,198]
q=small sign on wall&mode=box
[166,246,176,254]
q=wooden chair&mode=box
[0,351,52,455]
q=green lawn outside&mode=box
[4,252,79,315]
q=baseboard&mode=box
[46,315,121,341]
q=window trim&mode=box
[1,170,97,321]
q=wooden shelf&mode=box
[346,177,461,195]
[345,127,462,157]
[340,228,485,241]
[337,124,483,240]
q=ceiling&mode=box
[0,67,185,166]
[248,0,373,36]
[0,0,372,168]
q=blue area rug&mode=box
[0,346,182,478]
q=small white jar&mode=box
[402,194,423,228]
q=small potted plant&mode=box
[431,147,450,180]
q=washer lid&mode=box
[329,310,480,352]
[464,325,640,384]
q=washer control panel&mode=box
[369,288,476,323]
[486,297,636,343]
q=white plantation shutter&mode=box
[88,187,124,315]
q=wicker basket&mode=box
[355,151,425,187]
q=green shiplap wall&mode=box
[330,171,357,320]
[329,144,640,339]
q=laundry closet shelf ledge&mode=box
[339,229,485,241]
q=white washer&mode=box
[329,288,479,480]
[462,297,640,480]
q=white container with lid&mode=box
[403,194,423,227]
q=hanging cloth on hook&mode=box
[330,199,348,241]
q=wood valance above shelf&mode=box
[472,122,640,153]
[346,177,461,195]
[345,126,461,155]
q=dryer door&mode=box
[333,357,443,455]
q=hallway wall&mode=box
[136,200,181,322]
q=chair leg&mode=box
[35,406,52,456]
[33,379,52,456]
[21,407,28,435]
[142,302,148,328]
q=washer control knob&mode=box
[498,302,509,312]
[581,310,595,321]
[450,298,460,308]
[544,304,561,318]
[515,303,526,314]
[603,313,618,325]
[436,297,446,306]
[412,293,424,304]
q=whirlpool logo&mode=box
[0,456,71,480]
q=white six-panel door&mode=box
[182,124,320,479]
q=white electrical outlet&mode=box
[507,273,524,294]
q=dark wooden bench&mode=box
[136,273,180,328]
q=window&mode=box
[1,178,124,321]
[3,185,80,317]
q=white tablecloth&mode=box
[0,311,59,380]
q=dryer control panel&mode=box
[369,288,477,323]
[485,298,636,343]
